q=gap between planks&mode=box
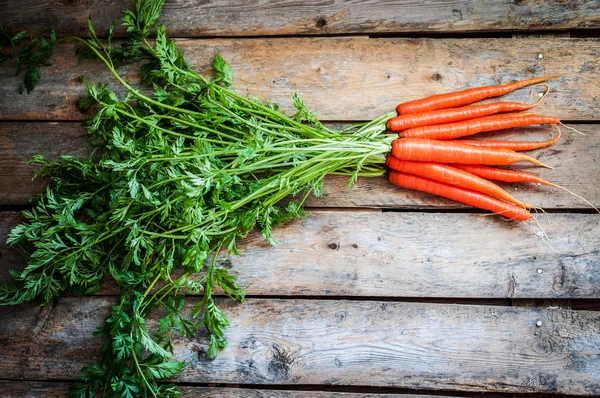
[0,379,519,397]
[0,380,590,397]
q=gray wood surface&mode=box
[1,122,598,209]
[1,4,599,396]
[1,297,599,395]
[1,0,599,37]
[2,38,600,121]
[2,211,599,298]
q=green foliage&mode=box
[1,0,393,396]
[0,26,59,93]
[213,54,233,87]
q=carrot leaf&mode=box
[1,0,393,396]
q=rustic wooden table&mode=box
[1,1,600,397]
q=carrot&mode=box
[387,101,537,131]
[386,157,533,208]
[448,126,561,151]
[391,138,553,168]
[450,164,599,213]
[450,164,555,184]
[396,75,560,114]
[400,114,560,140]
[388,170,532,220]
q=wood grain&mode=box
[0,381,72,398]
[213,212,600,299]
[0,381,466,398]
[1,0,599,37]
[2,211,599,298]
[1,121,599,209]
[2,38,600,121]
[0,122,92,204]
[0,381,71,398]
[1,297,599,394]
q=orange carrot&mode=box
[450,164,599,213]
[387,101,537,131]
[388,170,532,220]
[400,114,560,140]
[396,75,560,114]
[391,138,552,168]
[386,157,532,208]
[450,164,555,184]
[448,127,561,151]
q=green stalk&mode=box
[3,10,399,397]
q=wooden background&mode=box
[1,1,600,397]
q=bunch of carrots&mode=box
[384,75,586,221]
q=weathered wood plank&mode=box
[0,381,467,398]
[1,122,599,209]
[3,211,599,298]
[0,123,91,204]
[0,300,53,379]
[1,297,599,394]
[1,0,599,37]
[213,212,600,299]
[0,299,103,381]
[2,38,600,121]
[0,381,71,398]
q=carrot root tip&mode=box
[560,123,586,136]
[529,215,562,255]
